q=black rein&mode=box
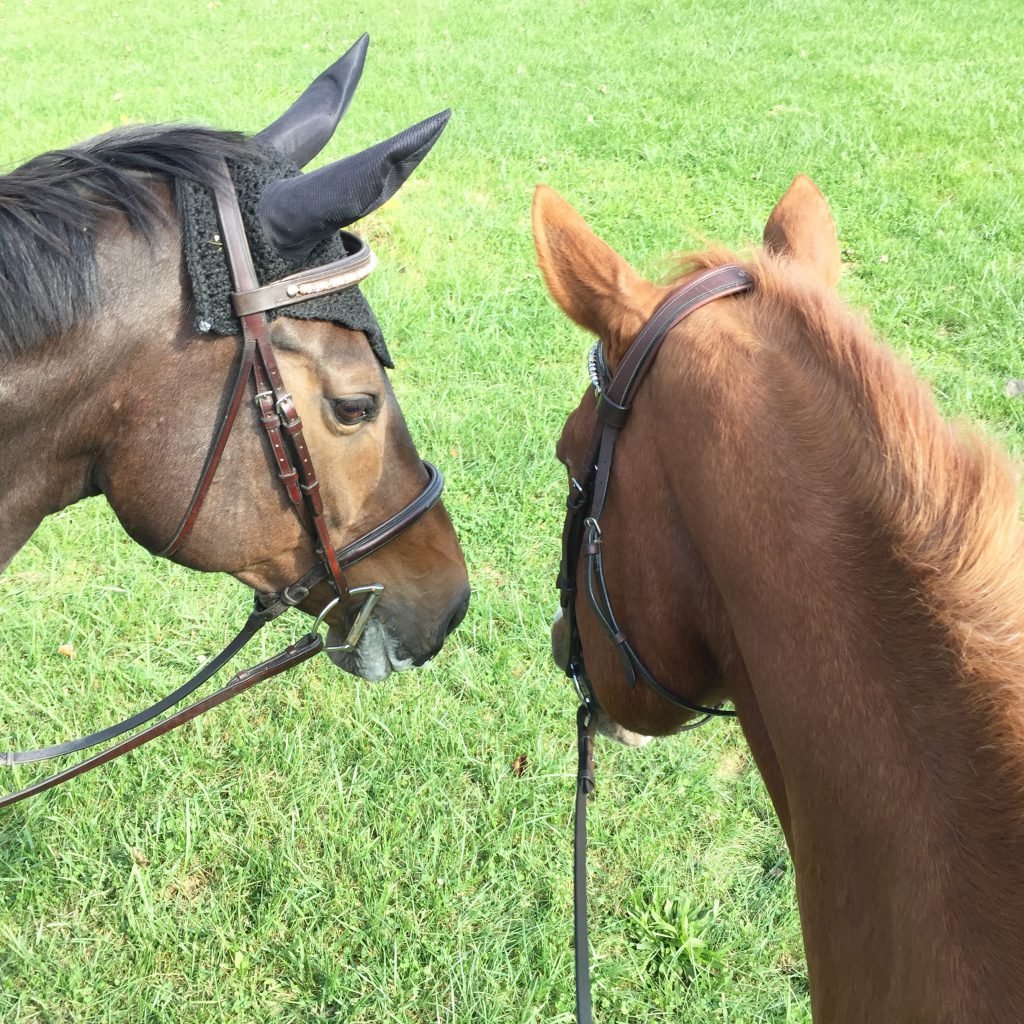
[563,264,753,1023]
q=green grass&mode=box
[2,1,1022,1021]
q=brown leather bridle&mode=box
[559,263,752,722]
[1,160,445,809]
[560,265,753,1023]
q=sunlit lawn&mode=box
[1,1,1022,1021]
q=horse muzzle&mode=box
[321,586,469,681]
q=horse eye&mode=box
[330,395,377,427]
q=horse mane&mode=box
[0,124,258,359]
[675,246,1024,731]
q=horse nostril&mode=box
[413,592,471,668]
[444,592,471,637]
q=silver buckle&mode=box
[570,666,596,718]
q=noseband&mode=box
[560,264,753,1023]
[2,160,444,809]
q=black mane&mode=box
[0,124,258,359]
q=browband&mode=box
[232,232,377,316]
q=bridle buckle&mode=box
[280,582,310,607]
[570,666,596,720]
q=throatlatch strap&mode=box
[559,264,752,716]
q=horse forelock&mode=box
[0,125,256,360]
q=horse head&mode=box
[0,35,469,681]
[533,177,841,741]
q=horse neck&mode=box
[0,217,181,570]
[649,284,1024,1015]
[0,334,104,568]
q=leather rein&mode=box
[1,160,444,810]
[559,264,753,1022]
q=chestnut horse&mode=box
[535,178,1024,1021]
[1,37,469,704]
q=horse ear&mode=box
[253,34,369,168]
[531,185,662,360]
[259,110,450,261]
[763,175,842,288]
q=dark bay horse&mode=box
[535,178,1024,1020]
[0,36,469,694]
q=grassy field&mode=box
[1,1,1022,1021]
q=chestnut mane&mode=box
[679,243,1024,770]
